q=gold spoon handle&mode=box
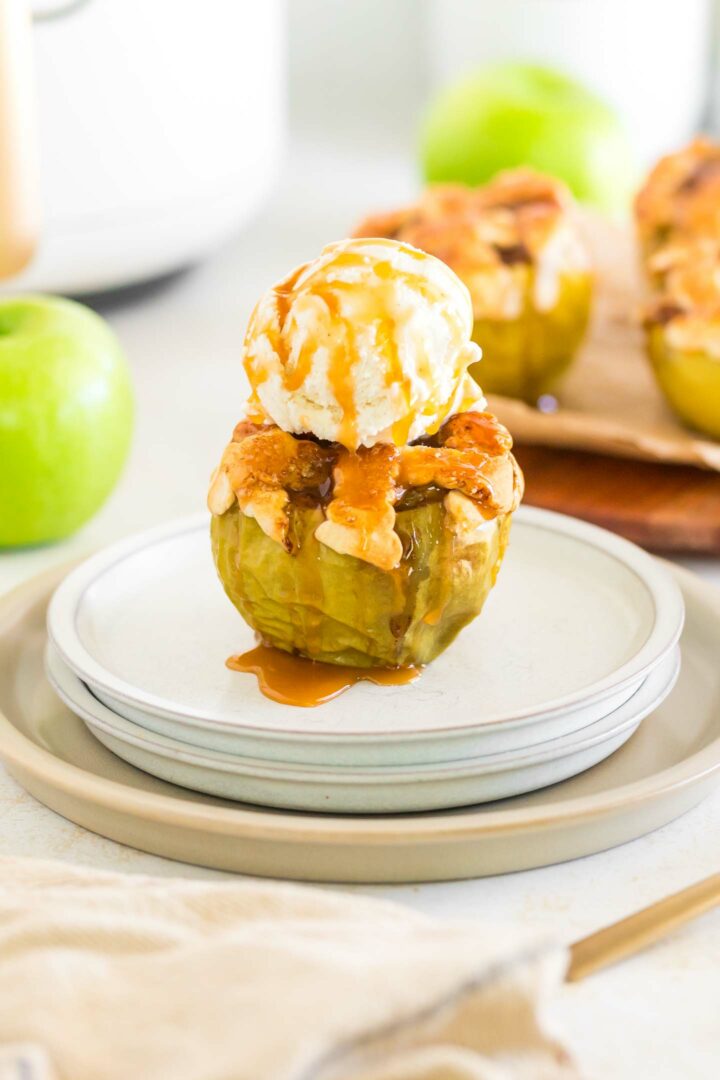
[0,0,40,279]
[567,872,720,982]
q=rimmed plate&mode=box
[0,562,716,881]
[45,643,680,812]
[46,509,684,767]
[92,674,647,767]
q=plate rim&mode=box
[0,559,717,846]
[45,641,681,783]
[45,507,686,738]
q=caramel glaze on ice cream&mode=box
[240,238,484,450]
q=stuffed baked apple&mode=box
[636,139,720,437]
[208,238,523,669]
[354,170,592,403]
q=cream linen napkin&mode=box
[0,857,579,1080]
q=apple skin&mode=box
[0,296,133,547]
[421,63,635,213]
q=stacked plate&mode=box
[45,508,684,814]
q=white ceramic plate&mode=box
[46,509,684,767]
[0,562,717,881]
[92,674,645,767]
[45,643,680,813]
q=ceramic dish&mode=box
[46,508,684,767]
[93,673,645,767]
[0,562,717,880]
[46,643,680,812]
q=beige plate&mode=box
[1,562,720,883]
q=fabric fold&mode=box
[0,858,579,1080]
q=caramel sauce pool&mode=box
[227,644,421,707]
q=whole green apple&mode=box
[0,296,133,547]
[421,63,635,213]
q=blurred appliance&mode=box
[2,0,284,294]
[428,0,712,167]
[713,0,720,133]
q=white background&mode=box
[2,4,720,1076]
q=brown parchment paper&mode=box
[487,214,720,472]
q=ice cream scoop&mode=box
[242,237,484,450]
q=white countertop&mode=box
[1,145,719,1078]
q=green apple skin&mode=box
[421,64,635,213]
[0,296,133,547]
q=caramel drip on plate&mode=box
[227,644,421,707]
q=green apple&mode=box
[0,296,133,547]
[421,63,635,213]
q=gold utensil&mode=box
[567,872,720,982]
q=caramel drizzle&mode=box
[312,284,358,450]
[243,245,469,450]
[211,428,336,549]
[209,411,523,570]
[315,444,402,570]
[227,644,421,707]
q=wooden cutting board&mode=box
[517,445,720,555]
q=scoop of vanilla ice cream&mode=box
[242,237,485,449]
